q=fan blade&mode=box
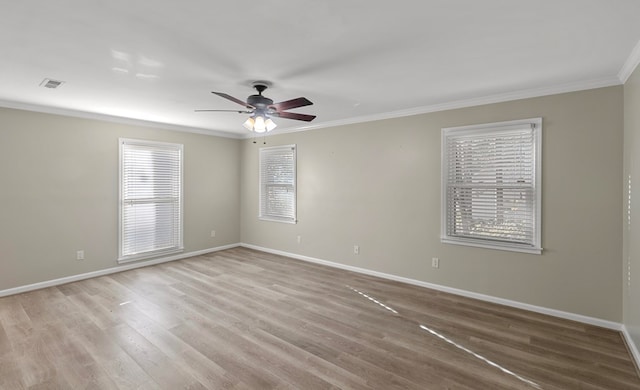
[274,111,316,122]
[269,97,313,112]
[212,92,255,108]
[195,109,253,113]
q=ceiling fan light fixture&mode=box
[265,118,277,132]
[243,117,255,131]
[254,115,266,132]
[243,115,276,133]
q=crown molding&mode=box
[619,39,640,83]
[0,99,243,139]
[250,76,622,139]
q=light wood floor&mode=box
[1,247,639,389]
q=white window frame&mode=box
[259,144,297,224]
[118,138,184,263]
[441,118,542,254]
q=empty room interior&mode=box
[3,1,640,389]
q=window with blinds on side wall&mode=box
[119,138,183,263]
[441,118,542,254]
[259,144,297,223]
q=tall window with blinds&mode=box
[259,145,297,223]
[441,118,542,254]
[119,139,183,262]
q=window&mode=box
[119,139,183,262]
[259,144,297,223]
[441,118,542,254]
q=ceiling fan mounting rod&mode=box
[254,84,267,95]
[252,80,271,95]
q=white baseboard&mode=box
[0,243,241,298]
[240,243,622,331]
[622,325,640,373]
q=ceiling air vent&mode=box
[39,78,65,89]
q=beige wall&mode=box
[241,86,624,322]
[0,85,626,323]
[0,107,241,291]
[624,65,640,346]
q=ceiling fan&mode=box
[196,81,316,133]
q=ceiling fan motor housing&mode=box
[247,94,273,109]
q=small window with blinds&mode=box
[119,139,183,263]
[259,145,297,223]
[441,118,542,254]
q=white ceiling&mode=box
[1,1,640,138]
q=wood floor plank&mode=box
[0,247,639,389]
[171,322,285,389]
[0,320,10,358]
[240,324,373,390]
[68,314,157,389]
[14,333,59,388]
[111,322,208,389]
[0,355,26,390]
[126,313,249,390]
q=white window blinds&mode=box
[441,119,542,254]
[119,139,183,262]
[259,145,297,223]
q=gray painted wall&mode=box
[624,64,640,349]
[0,85,626,325]
[241,86,624,322]
[0,108,241,291]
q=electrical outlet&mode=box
[77,250,85,261]
[432,257,439,268]
[210,230,216,238]
[354,245,360,255]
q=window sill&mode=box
[118,247,184,264]
[259,216,297,224]
[441,237,542,255]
